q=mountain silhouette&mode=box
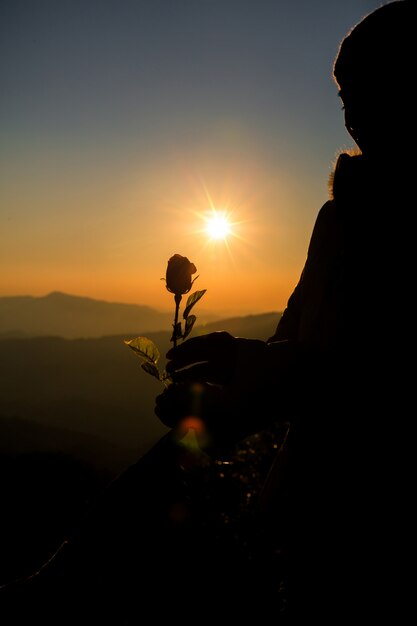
[0,291,217,339]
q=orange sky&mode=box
[0,147,328,315]
[1,1,370,316]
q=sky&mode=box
[0,0,385,316]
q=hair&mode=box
[333,1,415,89]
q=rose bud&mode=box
[166,254,197,296]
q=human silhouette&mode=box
[155,0,416,620]
[1,1,414,623]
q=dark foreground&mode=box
[0,425,292,624]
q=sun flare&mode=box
[205,213,231,240]
[189,190,249,261]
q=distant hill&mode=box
[0,291,279,339]
[0,291,218,339]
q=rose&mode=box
[125,253,206,383]
[166,254,198,349]
[166,254,197,296]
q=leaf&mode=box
[183,289,206,320]
[124,337,160,364]
[141,360,161,380]
[183,314,196,339]
[170,322,183,343]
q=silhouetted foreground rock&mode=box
[0,426,289,624]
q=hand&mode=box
[166,331,238,385]
[155,331,277,451]
[155,332,237,447]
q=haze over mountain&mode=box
[0,291,220,339]
[0,291,281,340]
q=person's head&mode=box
[333,1,415,158]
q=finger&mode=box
[170,362,230,385]
[166,334,213,361]
[166,331,235,367]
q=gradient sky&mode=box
[1,0,384,316]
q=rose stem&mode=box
[173,294,182,350]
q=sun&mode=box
[205,212,231,240]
